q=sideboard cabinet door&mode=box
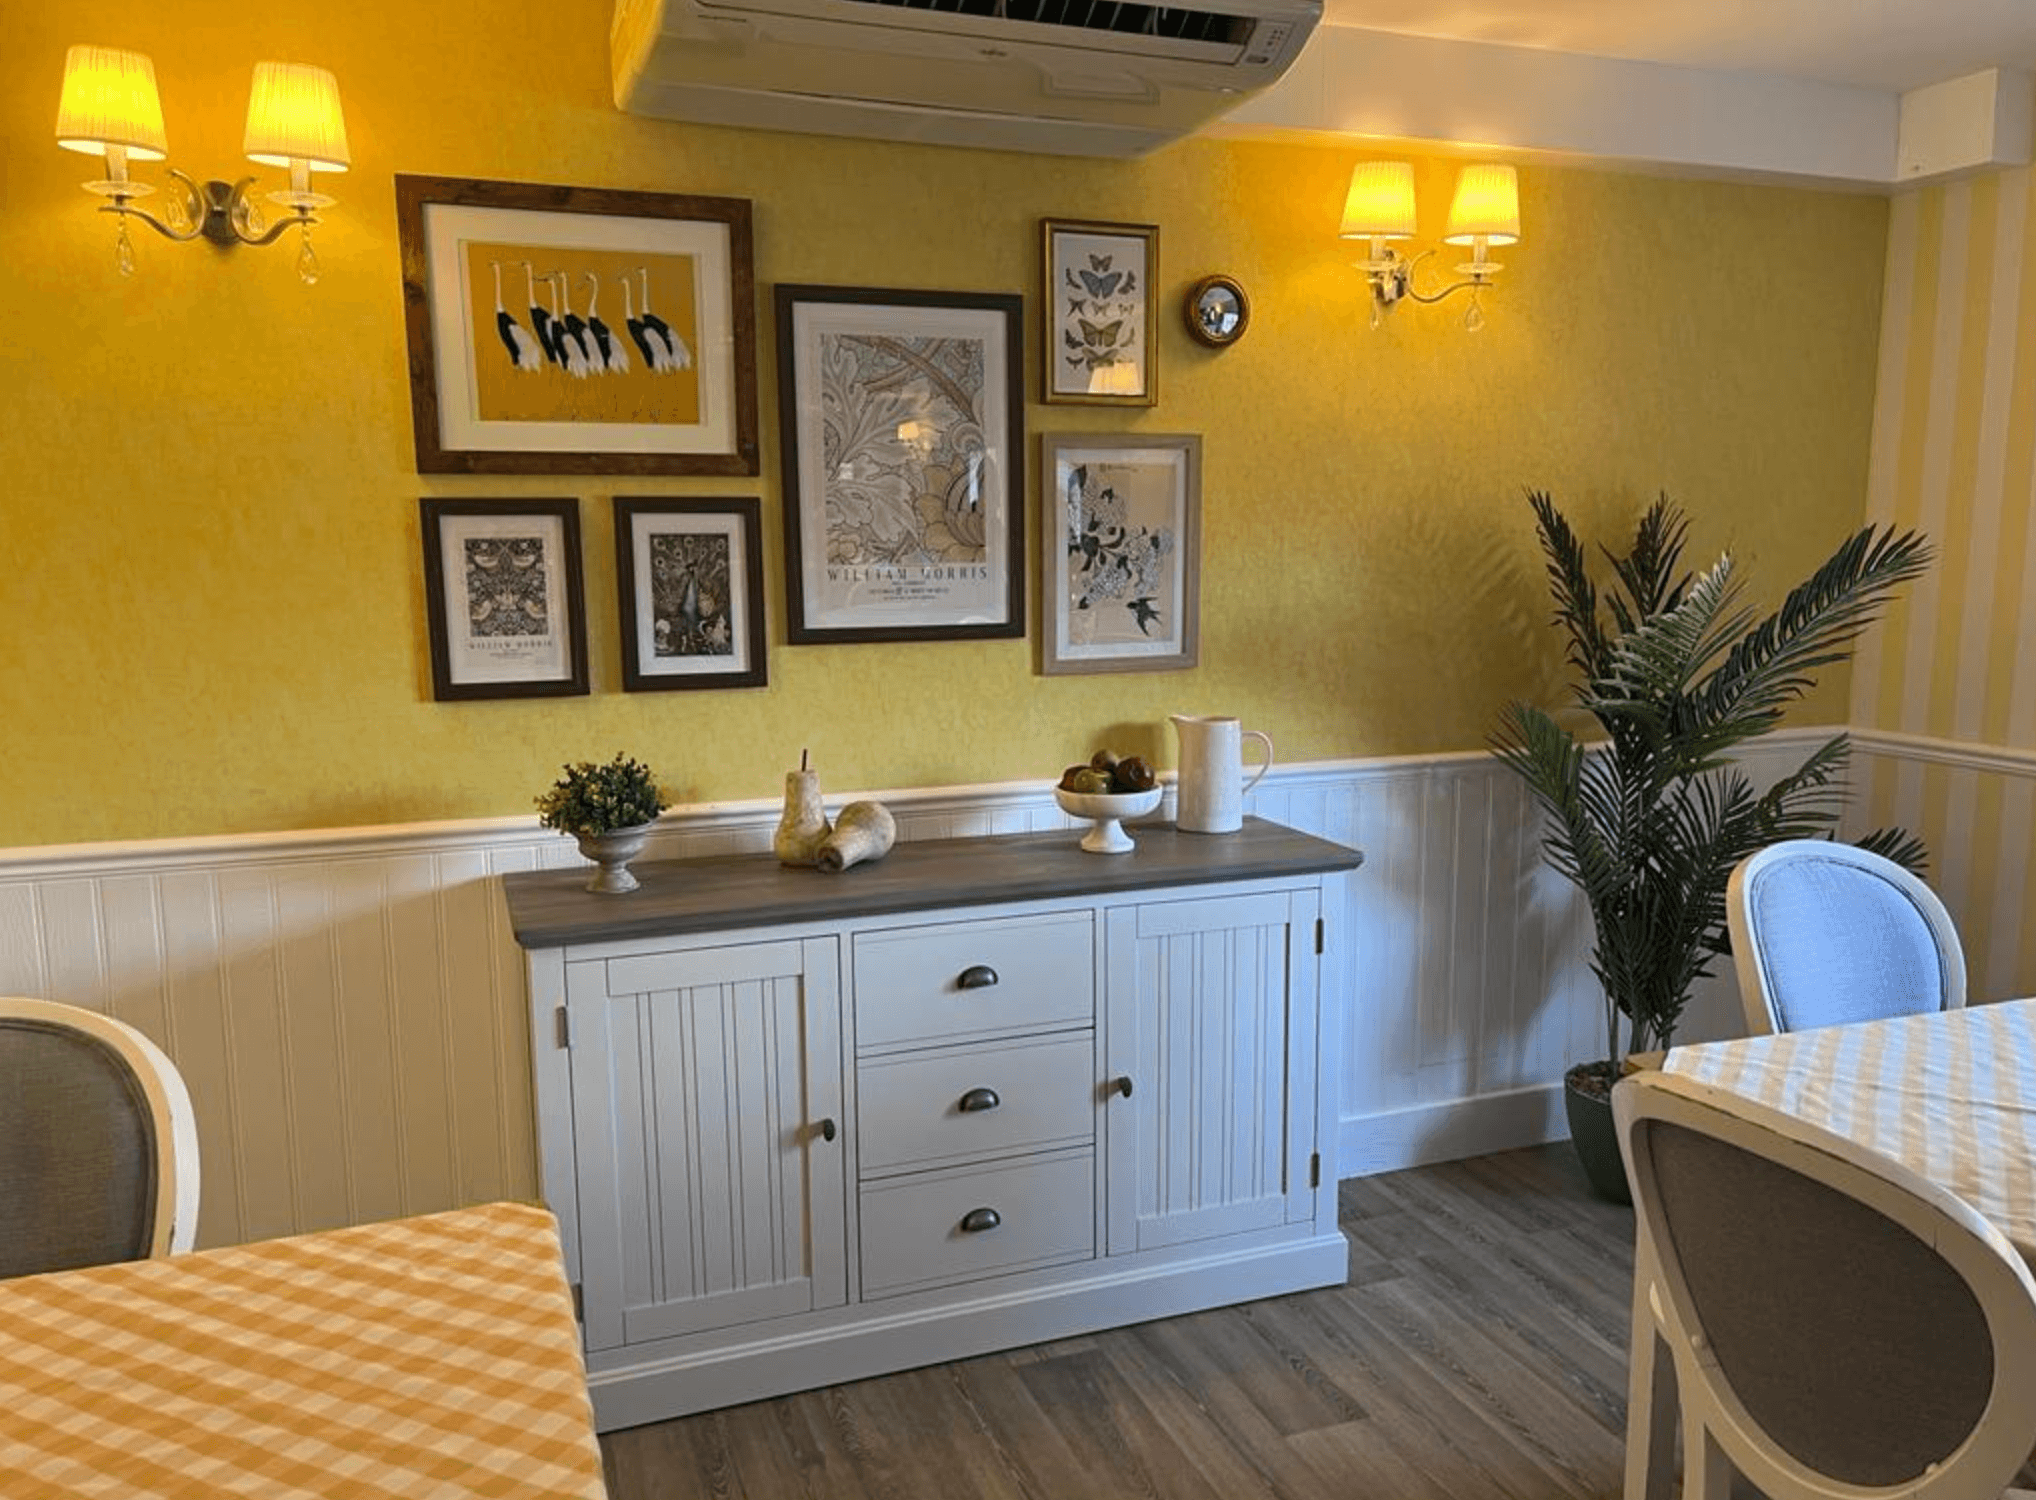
[566,935,846,1352]
[1103,889,1321,1254]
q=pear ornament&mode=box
[817,801,896,873]
[773,750,831,867]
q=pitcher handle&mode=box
[1240,731,1274,797]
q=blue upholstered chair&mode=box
[0,998,200,1278]
[1726,839,1966,1037]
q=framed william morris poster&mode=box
[774,284,1024,644]
[419,498,588,700]
[613,497,767,691]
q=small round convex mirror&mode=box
[1184,274,1250,347]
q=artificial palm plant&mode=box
[1491,491,1932,1085]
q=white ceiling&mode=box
[1317,0,2036,94]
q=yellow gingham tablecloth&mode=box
[0,1200,608,1499]
[1667,997,2036,1259]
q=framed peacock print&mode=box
[613,497,767,691]
[418,498,589,700]
[395,175,759,475]
[1041,219,1157,407]
[774,284,1025,643]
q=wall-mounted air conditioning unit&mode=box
[612,0,1322,157]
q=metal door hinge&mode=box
[1309,1152,1321,1189]
[571,1281,584,1321]
[1315,917,1324,955]
[555,1005,572,1050]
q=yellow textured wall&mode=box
[2,0,1890,849]
[1850,168,2036,999]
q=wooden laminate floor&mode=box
[600,1144,1643,1500]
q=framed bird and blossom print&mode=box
[1039,433,1200,675]
[395,175,760,475]
[775,285,1025,643]
[1042,219,1157,406]
[418,498,589,700]
[613,497,767,691]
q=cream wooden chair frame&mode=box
[1616,1070,2036,1500]
[1727,839,1966,1038]
[1,997,201,1259]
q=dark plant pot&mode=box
[1564,1061,1632,1205]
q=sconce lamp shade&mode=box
[1340,161,1417,240]
[1443,164,1520,245]
[55,45,169,159]
[243,62,350,172]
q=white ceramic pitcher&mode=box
[1172,714,1274,834]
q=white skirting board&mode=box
[0,730,2025,1246]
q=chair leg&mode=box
[1682,1423,1733,1500]
[1624,1242,1678,1500]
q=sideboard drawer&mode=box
[859,1150,1095,1299]
[858,1033,1095,1175]
[853,911,1094,1049]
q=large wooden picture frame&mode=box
[419,498,589,700]
[1042,219,1157,407]
[396,175,760,475]
[1039,432,1200,674]
[613,497,767,691]
[775,284,1025,643]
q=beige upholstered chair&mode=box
[1616,1070,2036,1500]
[0,998,200,1277]
[1727,839,1966,1037]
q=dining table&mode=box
[0,1199,609,1499]
[1623,996,2036,1500]
[1664,996,2036,1258]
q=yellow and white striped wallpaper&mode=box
[1851,167,2036,1002]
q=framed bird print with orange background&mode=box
[396,176,759,474]
[1041,219,1157,407]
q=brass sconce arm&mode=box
[1360,244,1505,331]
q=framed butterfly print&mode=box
[1042,219,1157,407]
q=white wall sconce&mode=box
[1340,161,1520,331]
[55,45,350,283]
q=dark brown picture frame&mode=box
[613,497,768,691]
[419,498,589,701]
[395,174,760,475]
[775,284,1026,644]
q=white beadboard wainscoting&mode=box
[2,732,2022,1248]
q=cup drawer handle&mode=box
[959,1207,1002,1234]
[958,964,1000,990]
[958,1087,1001,1113]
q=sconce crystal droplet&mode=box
[296,223,320,286]
[115,220,136,278]
[1464,291,1485,333]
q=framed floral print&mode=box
[775,284,1025,643]
[1039,433,1200,675]
[1042,219,1157,406]
[419,498,589,700]
[395,175,760,475]
[613,497,767,691]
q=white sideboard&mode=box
[503,818,1363,1431]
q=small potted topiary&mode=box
[535,753,670,894]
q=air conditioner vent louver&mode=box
[838,0,1252,46]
